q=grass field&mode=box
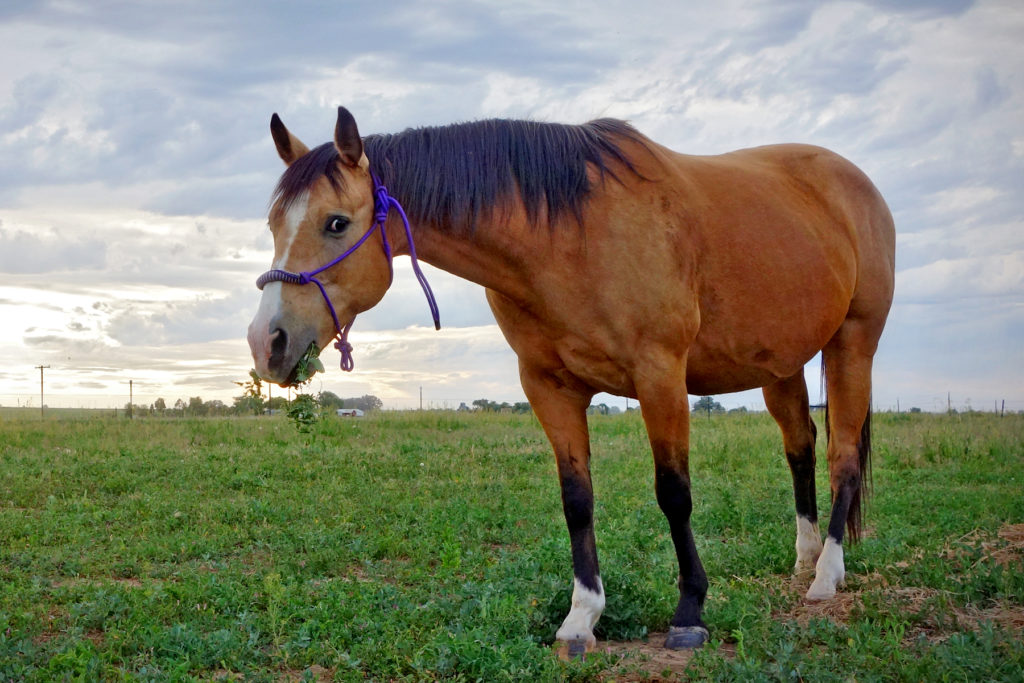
[1,409,1022,681]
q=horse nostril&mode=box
[269,328,288,366]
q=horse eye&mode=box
[325,216,350,235]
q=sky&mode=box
[1,0,1021,412]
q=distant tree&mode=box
[206,399,228,416]
[173,398,187,416]
[267,396,289,411]
[187,396,207,416]
[318,391,344,410]
[588,403,610,415]
[337,394,383,412]
[692,396,725,418]
[154,397,166,414]
[123,403,148,417]
[232,370,265,416]
[728,406,749,415]
[354,394,382,412]
[512,402,532,414]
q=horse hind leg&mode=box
[763,371,822,576]
[806,321,876,601]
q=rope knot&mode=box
[334,337,355,372]
[297,272,313,285]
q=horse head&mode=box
[247,107,392,385]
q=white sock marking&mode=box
[795,516,823,574]
[806,536,845,601]
[555,577,605,647]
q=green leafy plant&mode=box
[233,370,266,415]
[291,342,325,385]
[284,343,324,433]
[286,392,320,433]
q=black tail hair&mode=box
[821,356,873,543]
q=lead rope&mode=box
[256,172,440,372]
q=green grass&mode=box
[0,410,1021,680]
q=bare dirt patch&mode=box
[557,634,736,681]
[587,523,1024,680]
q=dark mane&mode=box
[272,118,648,231]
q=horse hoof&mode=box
[665,625,709,650]
[566,639,588,659]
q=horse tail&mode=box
[820,355,873,543]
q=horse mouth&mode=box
[259,324,319,387]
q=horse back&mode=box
[616,140,895,392]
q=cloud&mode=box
[1,0,1022,412]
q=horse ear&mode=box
[334,106,365,168]
[270,113,310,166]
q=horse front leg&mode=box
[520,364,603,655]
[638,368,709,649]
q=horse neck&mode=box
[387,214,536,302]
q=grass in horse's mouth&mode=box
[290,342,324,386]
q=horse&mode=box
[247,107,895,652]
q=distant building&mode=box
[337,408,364,417]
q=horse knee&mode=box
[654,468,693,520]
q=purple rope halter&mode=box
[255,172,440,372]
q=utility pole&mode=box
[419,386,423,411]
[128,380,133,419]
[35,365,50,418]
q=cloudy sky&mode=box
[1,0,1021,412]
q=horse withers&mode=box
[247,107,895,651]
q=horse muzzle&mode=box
[247,310,318,386]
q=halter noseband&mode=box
[255,172,440,372]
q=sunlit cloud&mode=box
[1,0,1022,413]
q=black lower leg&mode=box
[826,471,860,544]
[560,469,600,592]
[654,467,707,630]
[786,443,818,523]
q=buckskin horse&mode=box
[247,107,895,652]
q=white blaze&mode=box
[276,191,309,269]
[248,191,310,371]
[255,191,309,330]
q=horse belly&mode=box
[685,291,847,395]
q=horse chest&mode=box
[552,334,637,397]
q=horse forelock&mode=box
[271,143,346,214]
[270,118,648,232]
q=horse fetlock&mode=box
[794,516,823,574]
[556,577,604,647]
[805,536,845,601]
